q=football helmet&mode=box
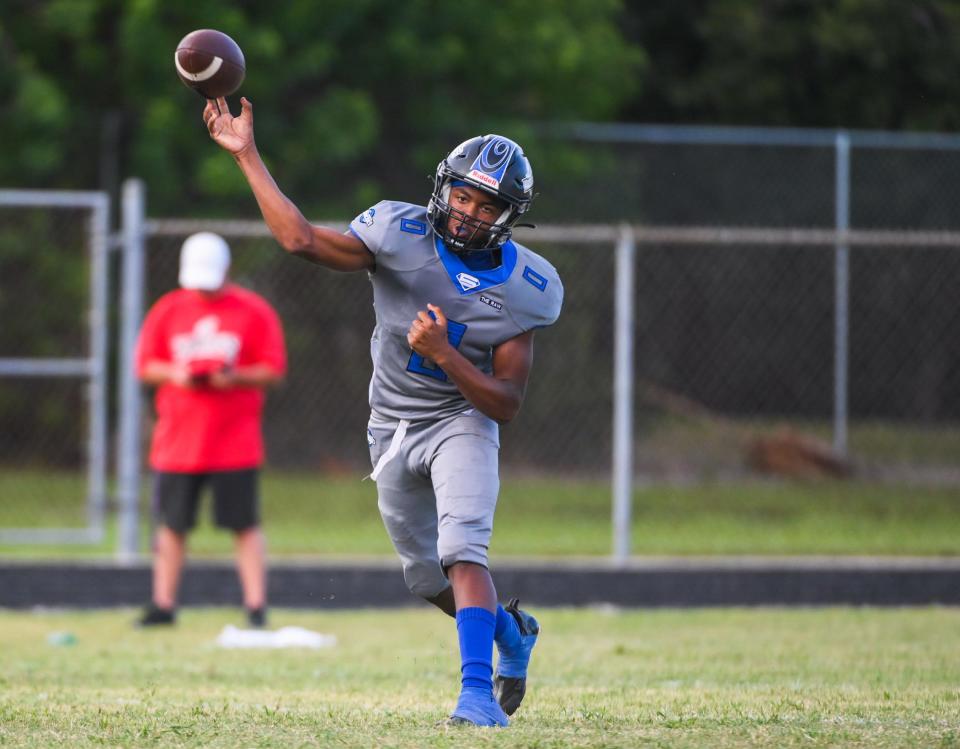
[427,134,534,251]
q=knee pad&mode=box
[403,560,449,599]
[437,515,491,569]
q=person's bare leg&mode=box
[152,526,186,609]
[444,560,507,725]
[235,527,266,610]
[447,561,497,612]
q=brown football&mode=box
[175,29,245,99]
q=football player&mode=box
[203,96,563,727]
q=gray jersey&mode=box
[349,200,563,422]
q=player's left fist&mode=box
[407,303,450,361]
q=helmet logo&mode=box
[468,169,501,189]
[467,138,515,189]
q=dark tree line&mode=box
[5,1,960,216]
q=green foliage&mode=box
[7,1,960,207]
[7,1,960,212]
[626,0,960,129]
[0,607,958,747]
[0,1,641,215]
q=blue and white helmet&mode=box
[427,134,535,251]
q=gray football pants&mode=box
[367,410,500,599]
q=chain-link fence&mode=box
[3,125,960,551]
[534,126,960,485]
[139,220,960,487]
[627,231,960,484]
[138,223,614,476]
[0,191,109,540]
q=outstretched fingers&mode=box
[203,99,226,133]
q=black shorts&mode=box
[152,469,260,533]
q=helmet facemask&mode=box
[427,135,534,253]
[431,177,516,252]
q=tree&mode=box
[622,0,960,130]
[0,1,643,216]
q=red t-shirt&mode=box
[135,285,287,472]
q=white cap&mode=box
[179,232,231,290]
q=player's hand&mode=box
[203,96,255,156]
[407,303,452,362]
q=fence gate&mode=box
[0,190,109,543]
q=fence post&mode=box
[612,224,636,563]
[87,194,110,541]
[834,131,851,457]
[116,178,146,562]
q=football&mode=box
[174,29,245,99]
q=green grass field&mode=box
[0,606,957,747]
[1,470,959,558]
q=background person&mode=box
[135,232,286,628]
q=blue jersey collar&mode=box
[434,235,517,295]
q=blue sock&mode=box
[495,604,521,651]
[456,607,496,692]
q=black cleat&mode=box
[136,604,175,628]
[494,675,525,717]
[494,598,540,715]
